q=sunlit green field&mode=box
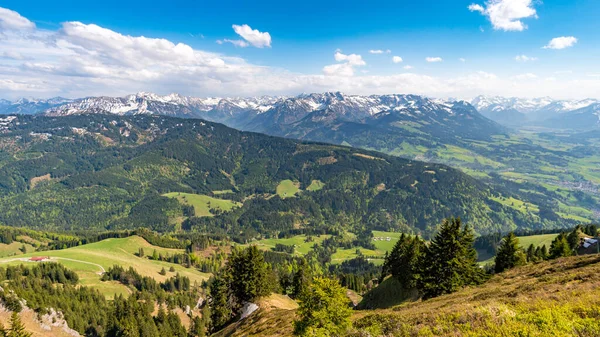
[163,192,241,217]
[0,236,211,299]
[276,180,300,198]
[244,235,331,255]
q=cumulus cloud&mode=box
[392,56,403,63]
[403,65,414,70]
[323,51,366,76]
[231,24,271,48]
[515,54,538,62]
[1,7,600,100]
[543,36,578,50]
[426,57,443,63]
[469,0,537,32]
[0,7,35,30]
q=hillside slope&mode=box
[218,254,600,337]
[0,114,543,237]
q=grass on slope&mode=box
[163,192,241,217]
[306,180,325,191]
[353,255,600,337]
[0,242,35,258]
[219,255,600,337]
[245,235,331,255]
[518,233,559,249]
[276,180,300,199]
[0,236,210,299]
[357,276,419,310]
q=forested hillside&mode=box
[0,114,571,239]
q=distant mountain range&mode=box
[471,96,600,129]
[0,92,509,151]
[2,92,599,131]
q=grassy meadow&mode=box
[0,236,211,299]
[163,192,241,217]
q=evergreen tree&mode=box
[567,228,581,251]
[419,217,486,299]
[208,274,232,332]
[540,245,548,260]
[227,246,271,303]
[526,243,537,263]
[7,312,31,337]
[382,234,425,289]
[549,233,572,259]
[188,316,205,337]
[293,277,352,337]
[494,232,526,273]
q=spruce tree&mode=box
[7,312,31,337]
[419,217,486,299]
[383,234,424,289]
[208,274,232,332]
[227,246,271,303]
[549,233,572,259]
[494,232,526,273]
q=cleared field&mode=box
[518,233,559,249]
[163,192,241,217]
[306,180,325,191]
[0,241,35,258]
[0,236,210,298]
[490,196,540,214]
[276,180,300,198]
[245,235,331,255]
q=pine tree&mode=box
[567,228,581,251]
[293,277,352,337]
[7,312,31,337]
[419,217,486,299]
[188,316,205,337]
[383,234,424,289]
[549,233,572,259]
[540,245,548,260]
[227,246,271,303]
[208,274,232,332]
[526,243,537,262]
[494,232,526,273]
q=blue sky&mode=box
[0,0,599,99]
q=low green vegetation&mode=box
[0,236,210,299]
[305,180,325,191]
[163,192,241,217]
[276,180,301,198]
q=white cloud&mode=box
[217,39,249,48]
[543,36,578,50]
[1,7,600,100]
[0,7,35,30]
[221,24,271,48]
[515,54,538,62]
[469,0,537,32]
[426,57,443,63]
[459,58,466,62]
[370,49,391,54]
[392,56,403,63]
[403,65,414,70]
[323,51,366,76]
